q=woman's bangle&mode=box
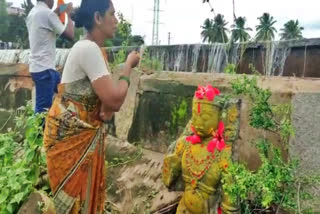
[119,75,130,87]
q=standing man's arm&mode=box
[50,3,74,40]
[55,3,74,40]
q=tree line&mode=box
[201,13,304,43]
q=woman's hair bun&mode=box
[71,0,110,30]
[72,8,84,28]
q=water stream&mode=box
[0,39,317,77]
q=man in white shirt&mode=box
[26,0,74,113]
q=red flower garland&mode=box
[207,121,226,153]
[186,134,201,144]
[195,85,220,101]
[186,122,226,153]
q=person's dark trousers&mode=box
[30,69,61,114]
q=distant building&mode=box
[0,2,25,49]
[6,2,25,16]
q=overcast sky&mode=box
[10,0,320,45]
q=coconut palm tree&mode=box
[280,20,304,40]
[213,14,229,43]
[201,14,229,43]
[231,16,252,42]
[201,18,214,43]
[255,13,277,41]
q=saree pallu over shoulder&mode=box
[44,78,106,214]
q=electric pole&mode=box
[152,0,160,45]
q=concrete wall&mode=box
[107,38,320,77]
[1,38,320,78]
[0,64,32,132]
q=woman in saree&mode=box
[43,0,140,213]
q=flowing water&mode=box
[0,39,315,77]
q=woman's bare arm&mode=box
[92,51,140,114]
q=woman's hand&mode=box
[66,2,73,15]
[126,51,140,68]
[99,105,114,122]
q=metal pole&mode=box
[152,0,160,45]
